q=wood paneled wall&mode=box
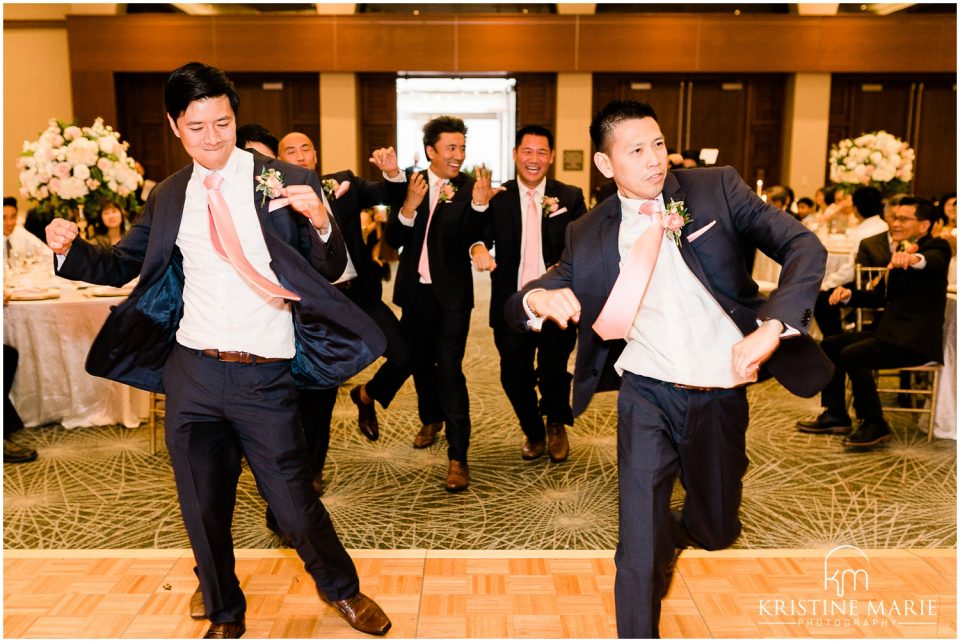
[64,13,955,127]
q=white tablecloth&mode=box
[3,282,148,429]
[934,292,956,440]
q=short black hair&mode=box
[764,185,790,207]
[515,125,554,150]
[852,186,883,219]
[236,123,278,156]
[589,100,659,154]
[898,196,937,224]
[3,196,17,208]
[797,197,815,208]
[422,116,467,154]
[164,62,239,121]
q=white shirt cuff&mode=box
[384,171,406,183]
[471,202,489,212]
[910,254,927,270]
[756,318,800,338]
[399,209,416,226]
[55,252,67,269]
[315,226,332,242]
[522,288,546,331]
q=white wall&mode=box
[783,73,832,200]
[318,73,358,175]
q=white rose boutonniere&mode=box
[661,199,692,247]
[322,178,351,201]
[256,167,284,207]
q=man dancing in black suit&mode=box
[471,125,586,462]
[507,101,831,637]
[798,196,951,447]
[45,62,391,639]
[384,116,500,492]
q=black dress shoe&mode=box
[321,591,392,636]
[203,621,245,638]
[3,439,37,464]
[350,385,379,441]
[796,412,852,435]
[842,420,893,448]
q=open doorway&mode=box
[396,77,516,185]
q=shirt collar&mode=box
[518,177,547,199]
[426,167,452,189]
[193,146,245,185]
[617,191,664,221]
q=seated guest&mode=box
[819,184,854,232]
[4,197,51,266]
[763,185,791,212]
[3,295,38,464]
[814,186,888,336]
[91,202,130,249]
[236,123,279,158]
[934,191,956,256]
[796,196,817,223]
[797,197,950,448]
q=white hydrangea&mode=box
[828,130,914,192]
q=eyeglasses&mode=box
[889,215,919,224]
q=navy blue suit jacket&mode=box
[57,152,386,393]
[507,166,833,416]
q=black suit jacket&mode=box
[320,169,406,305]
[385,170,484,310]
[849,233,951,361]
[855,231,893,274]
[483,178,586,329]
[506,166,834,416]
[56,152,386,393]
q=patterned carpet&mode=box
[4,272,956,551]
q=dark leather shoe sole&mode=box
[796,417,852,434]
[842,433,893,447]
[203,622,245,638]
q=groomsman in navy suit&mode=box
[471,125,586,462]
[45,62,391,639]
[507,101,832,638]
[384,116,501,492]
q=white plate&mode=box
[8,287,61,301]
[89,285,134,297]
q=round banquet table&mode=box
[3,278,148,429]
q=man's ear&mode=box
[593,151,614,179]
[166,114,182,139]
[918,219,932,236]
[425,145,435,163]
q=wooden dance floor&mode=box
[3,548,955,638]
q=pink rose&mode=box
[662,212,684,232]
[85,178,100,190]
[54,162,72,178]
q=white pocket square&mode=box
[686,220,716,242]
[548,206,568,218]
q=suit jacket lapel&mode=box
[599,198,622,293]
[505,180,522,256]
[156,166,192,267]
[662,173,711,287]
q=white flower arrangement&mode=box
[17,117,143,221]
[828,130,914,196]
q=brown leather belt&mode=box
[673,383,724,392]
[200,349,288,364]
[334,279,356,291]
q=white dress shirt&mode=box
[516,177,548,290]
[614,193,752,388]
[4,225,51,266]
[175,148,295,358]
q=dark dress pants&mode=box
[814,290,843,338]
[4,345,25,436]
[616,373,749,639]
[820,331,929,423]
[402,283,472,462]
[163,345,359,625]
[492,322,576,442]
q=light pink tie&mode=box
[417,179,444,283]
[519,188,542,287]
[204,173,301,301]
[592,200,663,341]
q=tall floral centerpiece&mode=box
[828,130,914,197]
[17,117,143,235]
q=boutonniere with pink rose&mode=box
[541,196,569,218]
[256,167,284,207]
[437,182,458,203]
[321,178,350,201]
[661,199,692,247]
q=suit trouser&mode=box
[402,283,472,462]
[4,345,24,437]
[820,332,929,424]
[814,290,844,338]
[492,323,576,441]
[163,345,360,625]
[298,289,412,475]
[616,373,748,639]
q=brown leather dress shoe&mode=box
[350,385,379,441]
[311,471,326,496]
[203,621,245,638]
[321,591,392,636]
[521,439,545,460]
[445,460,470,492]
[190,586,206,619]
[413,422,443,449]
[546,421,569,463]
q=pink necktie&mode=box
[417,179,444,283]
[592,200,663,341]
[519,188,542,287]
[204,173,300,301]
